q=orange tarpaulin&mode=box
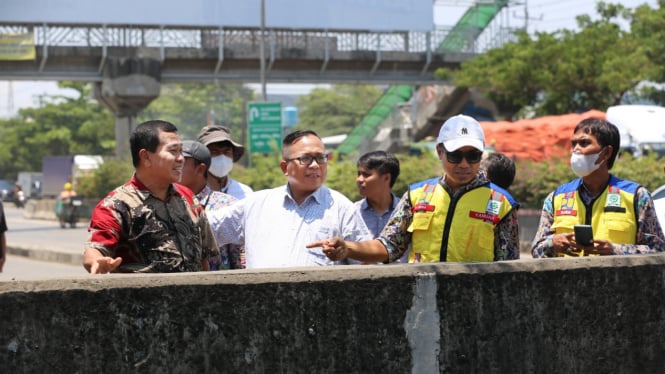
[480,110,606,161]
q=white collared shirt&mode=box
[209,184,372,269]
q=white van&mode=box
[606,105,665,158]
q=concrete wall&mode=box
[2,255,665,373]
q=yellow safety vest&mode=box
[552,176,638,245]
[407,177,516,263]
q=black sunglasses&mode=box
[445,149,483,164]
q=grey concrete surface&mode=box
[2,255,665,373]
[5,201,541,266]
[4,201,89,266]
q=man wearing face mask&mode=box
[532,118,665,258]
[197,125,253,200]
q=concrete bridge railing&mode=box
[2,255,665,373]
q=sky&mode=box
[0,0,660,118]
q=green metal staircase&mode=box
[336,0,509,155]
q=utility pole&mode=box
[259,0,267,102]
[7,81,14,116]
[513,0,542,33]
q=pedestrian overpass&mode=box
[0,0,516,156]
[0,24,472,84]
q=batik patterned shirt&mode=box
[86,175,218,273]
[196,185,244,269]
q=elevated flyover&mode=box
[0,24,473,84]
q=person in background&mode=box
[0,200,7,272]
[55,182,78,218]
[208,130,372,269]
[354,151,406,263]
[59,182,77,200]
[480,152,516,191]
[355,151,400,237]
[13,183,25,209]
[83,120,218,274]
[197,125,253,200]
[308,115,520,264]
[531,118,665,258]
[180,140,244,269]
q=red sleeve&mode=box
[88,196,122,253]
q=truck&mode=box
[606,105,665,158]
[41,155,103,198]
[17,171,43,199]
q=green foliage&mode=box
[139,83,255,144]
[445,2,660,117]
[76,157,134,199]
[510,155,577,209]
[0,82,115,180]
[294,84,383,137]
[232,152,287,191]
[631,2,665,86]
[511,153,665,210]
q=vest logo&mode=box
[486,200,500,215]
[561,194,575,210]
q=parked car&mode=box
[0,179,15,202]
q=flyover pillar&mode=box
[94,57,161,157]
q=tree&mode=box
[0,82,115,180]
[139,83,255,143]
[626,1,665,104]
[444,2,658,117]
[294,84,383,137]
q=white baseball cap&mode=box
[436,114,485,152]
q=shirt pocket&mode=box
[601,217,633,244]
[551,216,577,235]
[408,211,434,233]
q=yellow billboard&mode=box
[0,32,36,60]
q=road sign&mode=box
[248,102,282,154]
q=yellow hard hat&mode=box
[64,182,73,191]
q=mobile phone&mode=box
[574,225,594,246]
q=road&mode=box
[1,203,90,280]
[0,254,88,280]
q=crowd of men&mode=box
[79,115,665,274]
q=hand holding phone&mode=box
[574,225,594,247]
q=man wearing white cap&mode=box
[308,114,520,263]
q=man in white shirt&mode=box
[209,130,371,269]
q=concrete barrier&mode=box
[2,255,665,373]
[22,198,94,221]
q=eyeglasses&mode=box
[285,153,330,165]
[445,149,483,164]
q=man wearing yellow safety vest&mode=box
[532,118,665,257]
[307,115,521,263]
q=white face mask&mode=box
[570,148,604,177]
[209,155,234,177]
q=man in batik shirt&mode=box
[83,120,218,274]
